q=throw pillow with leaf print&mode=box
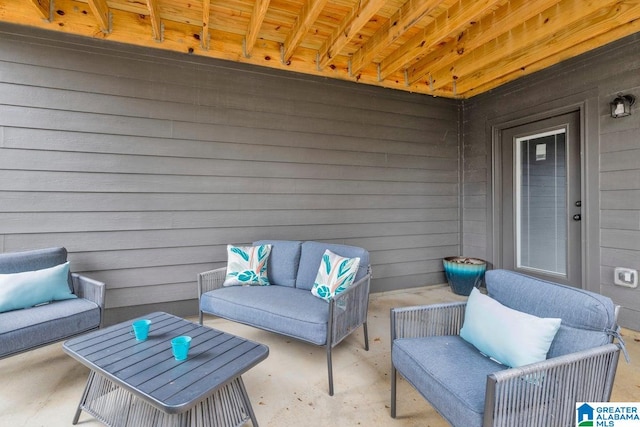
[311,249,360,302]
[223,244,272,286]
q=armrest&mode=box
[329,265,371,346]
[71,273,106,327]
[391,301,466,340]
[197,267,226,298]
[484,343,621,427]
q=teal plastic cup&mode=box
[131,319,151,341]
[171,336,192,361]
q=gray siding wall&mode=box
[463,33,640,329]
[0,24,459,324]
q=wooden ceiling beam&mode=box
[406,0,553,87]
[317,0,387,70]
[202,0,211,49]
[87,0,111,33]
[429,0,623,93]
[350,0,447,76]
[378,0,504,81]
[29,0,52,21]
[244,0,271,57]
[146,0,162,42]
[282,0,329,64]
[461,12,640,97]
[457,0,640,95]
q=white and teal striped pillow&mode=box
[223,244,272,286]
[311,249,360,301]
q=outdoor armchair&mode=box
[390,269,626,427]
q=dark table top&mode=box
[63,312,269,414]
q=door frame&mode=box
[487,97,600,292]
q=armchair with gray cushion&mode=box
[0,247,105,359]
[391,269,626,427]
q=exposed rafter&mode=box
[457,0,640,95]
[244,0,270,57]
[317,0,387,70]
[282,0,329,64]
[406,0,553,87]
[378,0,505,81]
[146,0,162,42]
[465,12,640,96]
[202,0,211,49]
[3,0,640,99]
[28,0,52,21]
[86,0,111,34]
[429,0,624,94]
[350,0,446,76]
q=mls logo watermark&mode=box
[577,402,640,426]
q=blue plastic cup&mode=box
[131,319,151,341]
[171,336,192,361]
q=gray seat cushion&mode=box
[0,298,101,358]
[200,285,329,345]
[393,335,507,427]
[253,240,302,288]
[485,270,616,357]
[295,242,370,291]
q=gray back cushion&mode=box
[0,247,72,291]
[485,270,616,358]
[295,241,370,291]
[253,240,302,288]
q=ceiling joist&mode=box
[350,0,447,76]
[457,0,640,95]
[317,0,387,70]
[201,0,210,49]
[244,0,270,57]
[145,0,162,42]
[378,0,506,81]
[28,0,52,21]
[406,0,554,87]
[3,0,640,99]
[430,0,625,94]
[281,0,329,64]
[86,0,111,34]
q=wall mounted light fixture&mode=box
[610,94,635,118]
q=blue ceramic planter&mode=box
[443,257,487,296]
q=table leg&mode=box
[235,377,259,427]
[73,370,95,425]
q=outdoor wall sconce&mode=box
[610,94,635,118]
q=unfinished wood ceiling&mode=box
[3,0,640,98]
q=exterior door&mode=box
[500,112,581,286]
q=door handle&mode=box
[573,214,581,221]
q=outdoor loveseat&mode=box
[0,247,105,359]
[198,240,372,396]
[391,269,626,427]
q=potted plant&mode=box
[442,256,487,296]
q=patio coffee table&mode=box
[63,311,269,427]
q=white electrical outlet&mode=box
[614,267,638,288]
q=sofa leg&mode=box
[391,366,397,418]
[363,322,369,351]
[327,343,334,396]
[198,311,203,326]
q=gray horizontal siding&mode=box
[463,32,640,329]
[0,23,459,324]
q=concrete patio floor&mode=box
[1,284,639,427]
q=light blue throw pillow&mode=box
[460,287,561,367]
[311,249,360,302]
[0,262,77,313]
